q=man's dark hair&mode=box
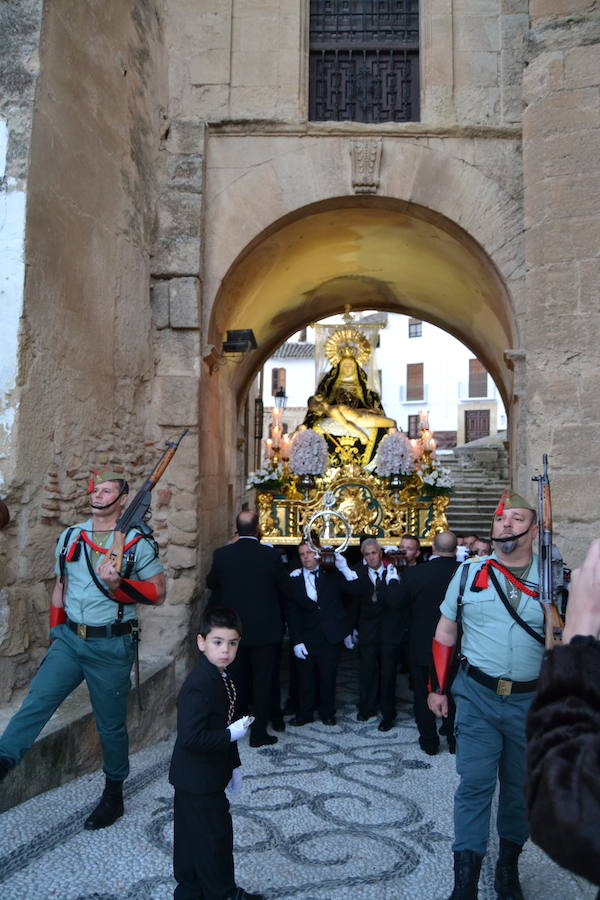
[236,510,259,536]
[198,606,242,638]
[401,533,421,548]
[113,478,129,496]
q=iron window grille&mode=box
[309,0,420,123]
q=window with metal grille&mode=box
[406,362,424,401]
[408,317,422,338]
[468,359,488,398]
[271,367,286,395]
[408,414,419,438]
[309,1,420,123]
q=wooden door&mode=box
[465,409,490,443]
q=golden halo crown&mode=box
[324,327,372,367]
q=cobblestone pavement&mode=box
[0,654,595,899]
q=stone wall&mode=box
[522,2,600,565]
[0,0,177,701]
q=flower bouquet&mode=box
[373,431,414,479]
[245,462,285,493]
[289,428,329,476]
[416,462,454,496]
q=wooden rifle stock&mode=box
[533,454,564,649]
[107,429,188,572]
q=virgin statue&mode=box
[302,331,398,466]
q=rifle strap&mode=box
[455,562,470,657]
[487,567,545,646]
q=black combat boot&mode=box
[0,757,14,782]
[228,888,265,900]
[448,849,483,899]
[84,777,124,830]
[494,839,525,900]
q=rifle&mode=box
[106,428,188,572]
[532,454,564,649]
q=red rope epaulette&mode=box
[74,531,142,557]
[472,559,538,597]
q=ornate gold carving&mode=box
[257,464,449,545]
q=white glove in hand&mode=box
[386,564,399,582]
[226,766,243,795]
[294,642,309,660]
[227,717,250,742]
[343,634,354,650]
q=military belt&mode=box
[461,659,538,695]
[66,618,136,640]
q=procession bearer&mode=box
[0,471,165,829]
[429,491,545,900]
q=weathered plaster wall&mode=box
[522,3,600,566]
[0,0,174,701]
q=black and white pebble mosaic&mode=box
[0,655,595,899]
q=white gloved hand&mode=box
[335,552,358,580]
[294,642,309,660]
[343,634,354,650]
[227,717,250,742]
[386,564,399,583]
[226,766,243,795]
[352,628,359,645]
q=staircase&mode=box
[440,434,509,538]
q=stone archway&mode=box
[199,196,517,557]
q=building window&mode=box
[406,362,424,401]
[309,0,420,123]
[408,317,422,338]
[271,367,286,395]
[468,359,488,398]
[408,414,419,438]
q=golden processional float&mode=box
[249,320,453,548]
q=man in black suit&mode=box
[354,539,405,731]
[398,530,459,755]
[206,511,288,747]
[286,542,361,726]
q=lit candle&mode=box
[265,438,273,458]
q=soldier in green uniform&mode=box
[0,471,166,829]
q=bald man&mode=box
[206,511,288,747]
[397,531,459,755]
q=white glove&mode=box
[227,716,250,742]
[226,766,243,795]
[294,642,309,659]
[335,552,358,580]
[343,634,354,650]
[386,564,399,583]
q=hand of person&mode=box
[227,717,250,742]
[562,538,600,643]
[96,558,122,592]
[427,692,449,718]
[386,564,399,583]
[226,766,243,795]
[294,642,309,660]
[335,552,357,580]
[343,634,354,650]
[352,628,359,645]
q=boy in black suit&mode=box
[169,607,264,900]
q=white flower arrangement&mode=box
[289,428,329,475]
[373,431,414,477]
[245,462,284,492]
[416,464,454,493]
